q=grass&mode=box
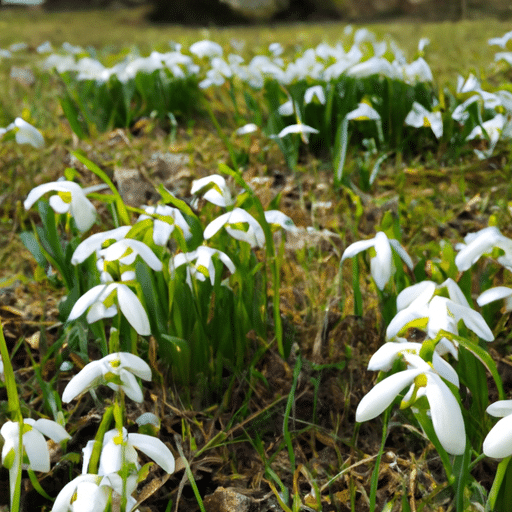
[1,6,512,512]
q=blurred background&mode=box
[1,0,511,24]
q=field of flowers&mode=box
[2,8,512,512]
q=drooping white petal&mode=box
[340,238,376,263]
[386,306,428,340]
[425,373,466,455]
[388,238,414,270]
[128,433,175,474]
[68,284,110,322]
[108,352,152,381]
[484,414,512,458]
[346,103,381,122]
[371,232,393,290]
[33,419,70,443]
[443,278,471,308]
[477,286,512,307]
[277,124,319,138]
[101,239,162,271]
[487,400,512,418]
[432,353,459,387]
[49,194,71,214]
[107,368,143,402]
[264,210,297,232]
[396,281,436,312]
[367,341,421,372]
[13,118,44,148]
[448,300,494,341]
[62,360,104,402]
[23,428,50,472]
[356,368,422,422]
[116,284,151,335]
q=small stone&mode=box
[203,487,253,512]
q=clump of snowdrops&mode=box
[342,221,512,511]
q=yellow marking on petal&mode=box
[423,116,431,128]
[194,264,209,279]
[110,359,121,368]
[58,191,73,204]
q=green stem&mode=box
[487,456,511,511]
[283,352,301,473]
[369,406,390,512]
[0,319,23,512]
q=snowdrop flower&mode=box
[204,207,265,248]
[62,352,152,403]
[403,58,433,83]
[304,85,326,105]
[455,226,512,271]
[348,57,399,79]
[71,226,131,264]
[172,246,235,289]
[264,210,298,233]
[278,99,294,116]
[405,102,443,139]
[24,180,96,232]
[275,123,319,143]
[138,205,192,246]
[2,418,70,506]
[88,427,175,475]
[386,279,494,356]
[52,473,138,512]
[36,41,54,54]
[96,238,163,273]
[236,123,259,136]
[356,346,465,455]
[483,400,512,458]
[190,40,223,59]
[1,418,70,472]
[466,114,508,159]
[191,174,234,207]
[10,118,44,148]
[68,282,151,336]
[346,103,381,122]
[488,31,512,48]
[340,231,413,291]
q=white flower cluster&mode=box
[346,225,512,456]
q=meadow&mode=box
[1,6,512,512]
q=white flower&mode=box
[276,124,319,139]
[172,246,235,289]
[455,226,512,271]
[304,85,326,105]
[190,174,234,207]
[404,102,443,139]
[1,418,69,507]
[11,118,44,148]
[386,278,494,356]
[340,231,413,291]
[138,205,192,246]
[483,400,512,458]
[62,352,152,403]
[356,348,466,455]
[236,123,259,136]
[466,114,508,159]
[190,40,223,58]
[204,207,265,248]
[488,31,512,48]
[96,239,162,272]
[71,226,131,264]
[89,427,175,475]
[68,283,151,336]
[345,103,381,122]
[264,210,297,233]
[51,473,138,512]
[24,180,96,232]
